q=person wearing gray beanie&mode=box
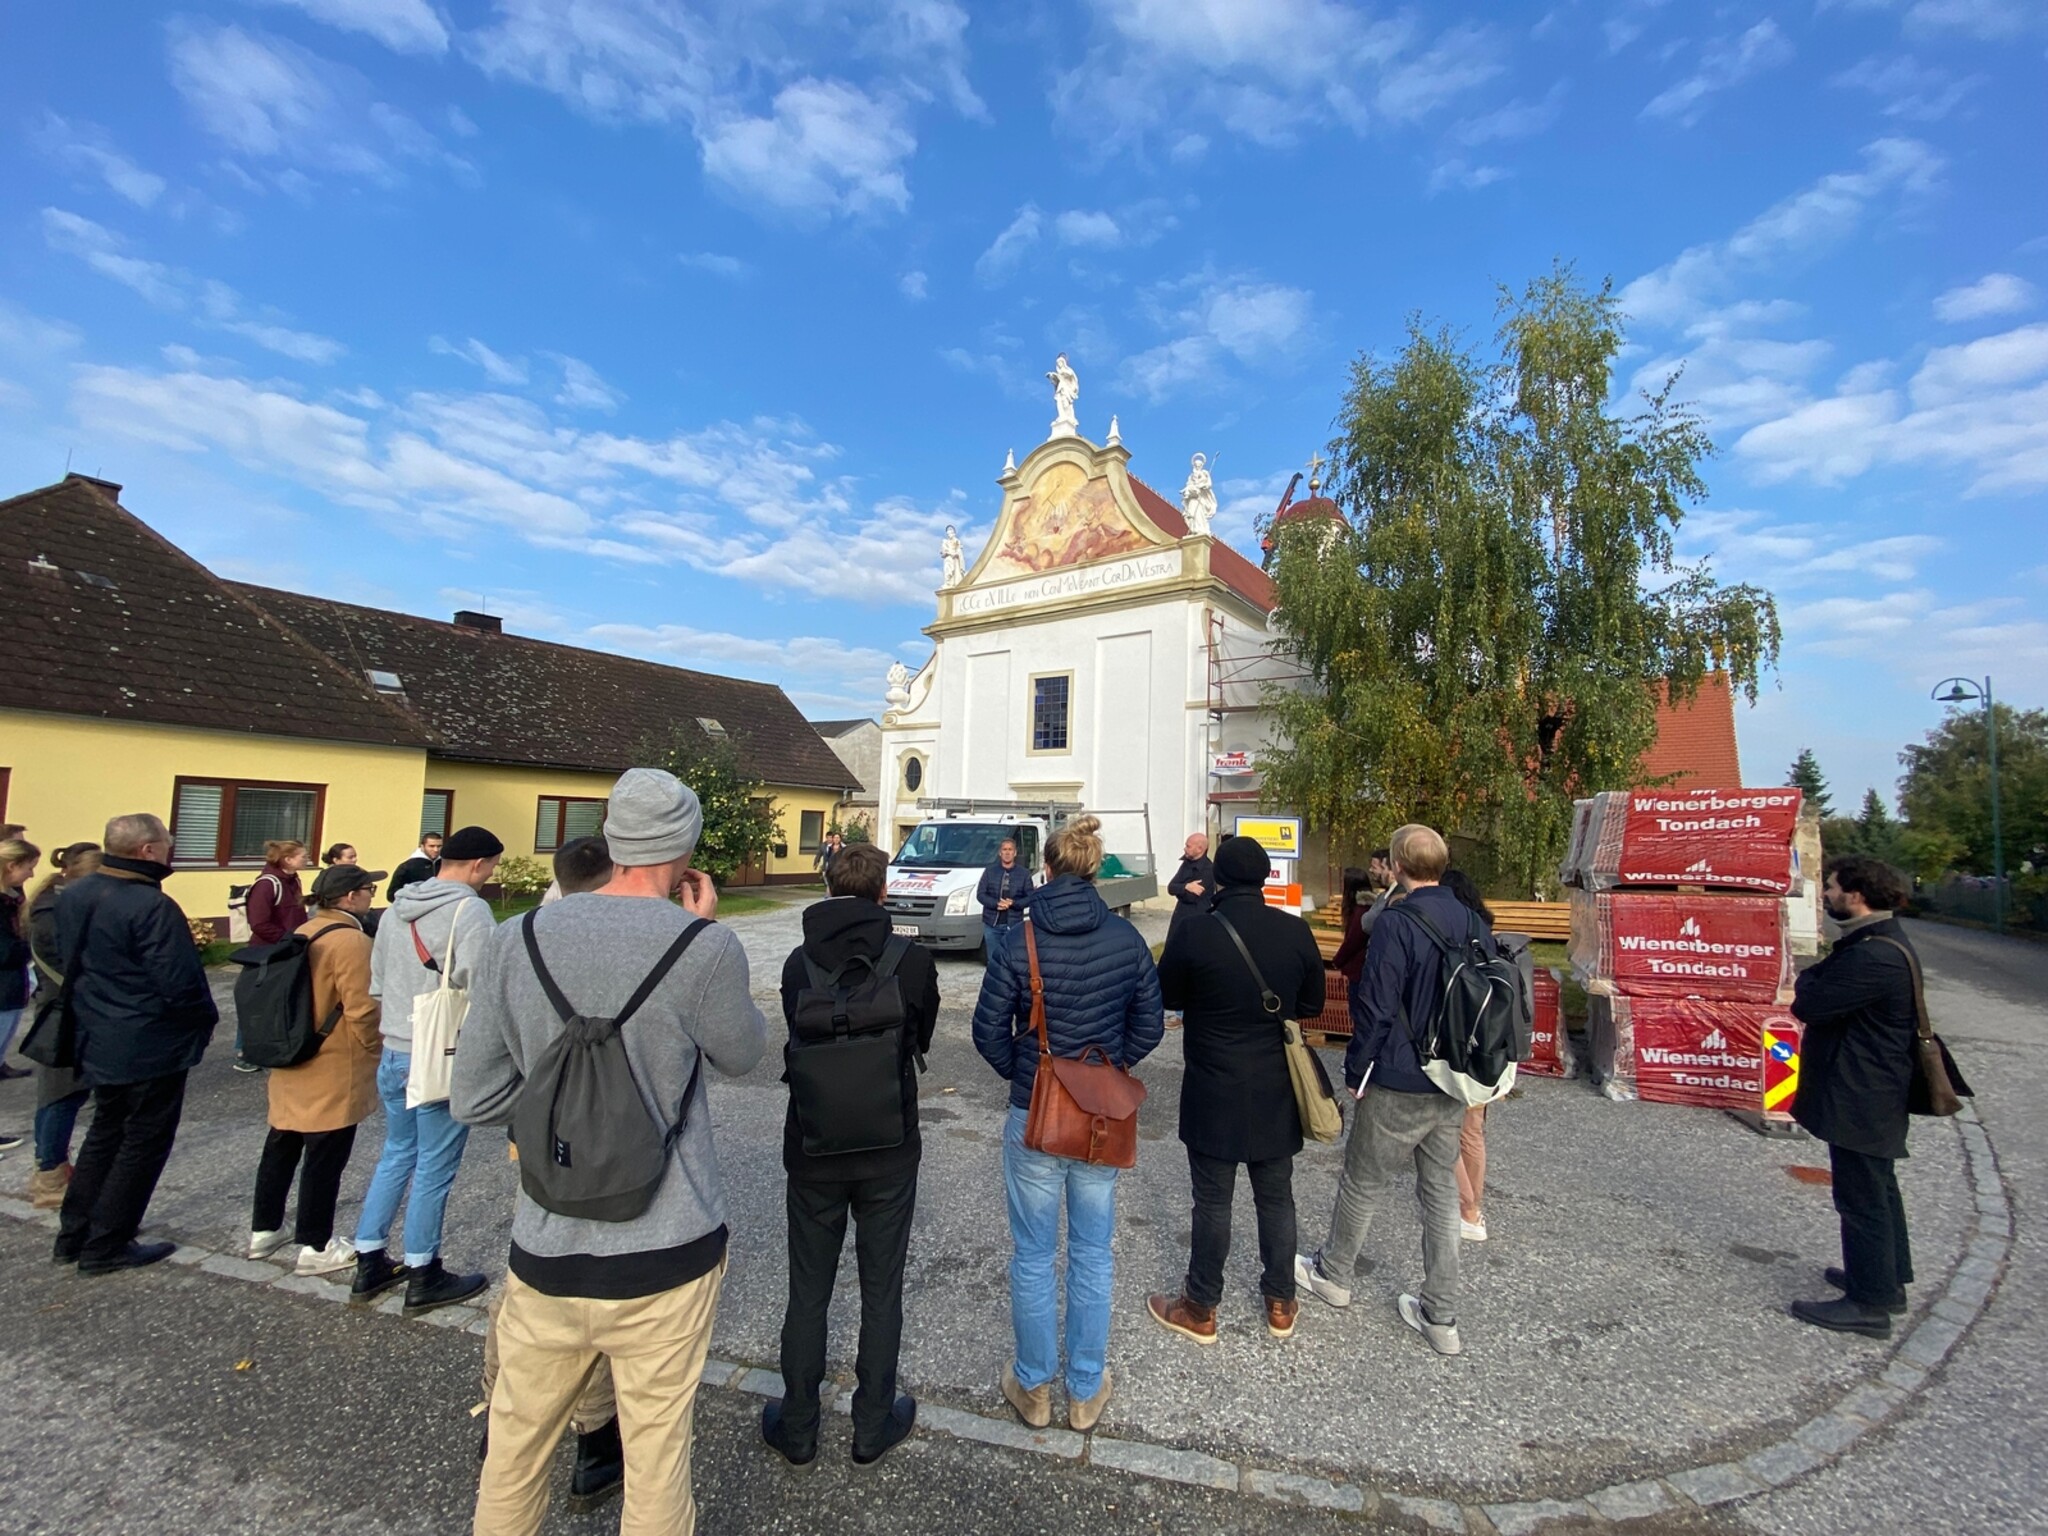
[604,768,704,868]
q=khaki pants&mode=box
[475,1262,726,1536]
[481,1294,617,1436]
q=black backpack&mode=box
[1392,903,1523,1106]
[230,926,348,1068]
[510,910,709,1223]
[787,936,921,1157]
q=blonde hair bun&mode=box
[1045,814,1105,879]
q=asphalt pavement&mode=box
[0,903,2037,1534]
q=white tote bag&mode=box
[406,912,469,1108]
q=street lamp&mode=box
[1931,676,2004,934]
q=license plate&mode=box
[892,924,919,937]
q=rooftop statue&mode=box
[1046,354,1080,439]
[1181,452,1216,537]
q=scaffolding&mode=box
[1203,608,1310,809]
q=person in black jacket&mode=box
[1164,832,1215,942]
[55,813,219,1274]
[385,831,442,902]
[1150,836,1325,1345]
[972,815,1163,1435]
[24,844,101,1208]
[975,838,1032,952]
[1789,856,1921,1337]
[765,842,941,1468]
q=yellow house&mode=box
[2,476,855,922]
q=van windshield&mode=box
[893,822,1028,869]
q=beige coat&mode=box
[267,910,382,1133]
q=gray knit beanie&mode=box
[603,768,704,867]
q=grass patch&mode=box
[490,895,544,922]
[717,892,782,918]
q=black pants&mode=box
[57,1071,188,1264]
[1831,1143,1914,1304]
[1185,1148,1296,1308]
[252,1125,360,1250]
[778,1169,918,1452]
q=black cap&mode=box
[441,826,505,861]
[1214,835,1273,888]
[310,864,386,901]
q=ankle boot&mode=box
[349,1248,409,1304]
[567,1416,624,1511]
[28,1163,71,1210]
[403,1257,488,1315]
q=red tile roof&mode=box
[1128,475,1275,611]
[1642,673,1743,788]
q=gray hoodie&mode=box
[369,877,498,1051]
[450,893,767,1295]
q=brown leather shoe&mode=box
[1001,1364,1051,1429]
[1068,1367,1113,1432]
[1147,1292,1218,1344]
[1265,1296,1299,1338]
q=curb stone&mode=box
[0,1103,2012,1533]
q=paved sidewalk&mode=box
[0,902,2020,1531]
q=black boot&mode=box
[1824,1267,1907,1313]
[760,1399,818,1468]
[402,1257,488,1315]
[850,1394,917,1466]
[349,1248,409,1304]
[1790,1296,1893,1338]
[567,1416,625,1512]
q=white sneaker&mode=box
[1461,1216,1488,1242]
[1398,1292,1463,1356]
[295,1238,358,1276]
[249,1228,291,1260]
[1295,1252,1351,1308]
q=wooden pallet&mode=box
[1487,900,1572,942]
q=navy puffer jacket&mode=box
[972,874,1164,1112]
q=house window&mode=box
[799,809,825,853]
[903,756,923,793]
[535,796,607,854]
[420,789,454,841]
[1030,673,1072,753]
[170,778,322,867]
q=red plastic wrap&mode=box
[1312,966,1353,1038]
[1521,967,1574,1078]
[1569,892,1792,1002]
[1595,996,1795,1111]
[1575,788,1803,894]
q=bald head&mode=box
[1183,832,1209,860]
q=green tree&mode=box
[1898,703,2048,876]
[1821,787,1902,867]
[1261,265,1781,894]
[643,728,784,884]
[1786,747,1832,815]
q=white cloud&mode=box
[1053,0,1501,155]
[166,21,468,186]
[42,209,344,362]
[1641,21,1795,126]
[1620,138,1942,328]
[975,204,1042,285]
[254,0,450,53]
[1449,82,1566,146]
[1055,210,1123,249]
[1904,0,2041,40]
[468,0,976,223]
[679,251,748,279]
[1119,272,1314,400]
[1933,273,2036,324]
[430,335,529,384]
[1831,55,1978,121]
[588,623,902,709]
[35,115,167,207]
[699,79,915,221]
[1678,508,1942,585]
[1427,158,1506,195]
[553,355,624,412]
[899,270,928,301]
[1910,322,2048,405]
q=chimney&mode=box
[453,609,503,635]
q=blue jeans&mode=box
[354,1047,470,1267]
[35,1089,90,1170]
[1002,1105,1119,1400]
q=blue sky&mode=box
[2,0,2043,813]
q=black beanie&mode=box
[1214,835,1271,888]
[441,825,504,861]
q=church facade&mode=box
[875,371,1297,875]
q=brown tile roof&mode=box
[236,584,857,791]
[1642,674,1744,788]
[1128,475,1276,612]
[808,718,875,738]
[1,476,429,748]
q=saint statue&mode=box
[940,524,965,588]
[1046,353,1080,438]
[1181,452,1216,537]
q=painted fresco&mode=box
[982,462,1149,579]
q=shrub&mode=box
[495,853,553,898]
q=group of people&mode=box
[0,781,1938,1533]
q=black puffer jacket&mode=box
[58,858,218,1087]
[0,890,28,1011]
[1792,916,1918,1160]
[972,874,1164,1112]
[779,897,941,1183]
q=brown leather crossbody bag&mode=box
[1020,920,1147,1167]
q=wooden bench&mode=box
[1487,900,1572,942]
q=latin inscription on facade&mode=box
[955,548,1184,615]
